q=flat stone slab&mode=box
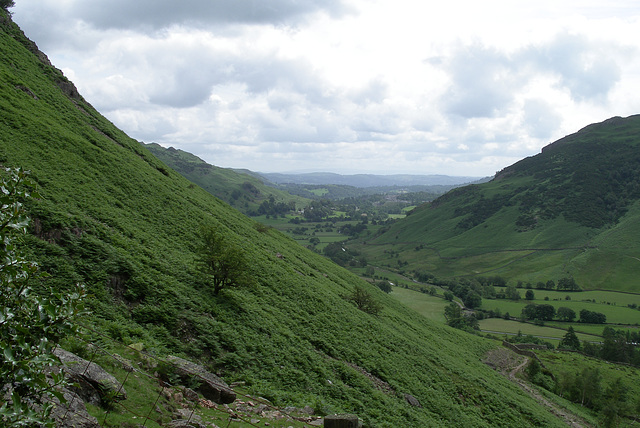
[54,347,127,405]
[166,355,236,404]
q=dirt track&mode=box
[484,348,592,427]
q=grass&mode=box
[389,287,448,323]
[481,296,640,325]
[478,318,601,342]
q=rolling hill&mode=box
[143,142,309,215]
[0,9,567,427]
[358,115,640,291]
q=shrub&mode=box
[0,168,87,426]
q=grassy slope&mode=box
[144,143,309,214]
[359,117,640,291]
[0,12,567,426]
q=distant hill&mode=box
[359,115,640,291]
[144,143,308,214]
[0,9,566,426]
[254,171,486,187]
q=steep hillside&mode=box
[144,143,308,215]
[0,11,567,426]
[360,115,640,291]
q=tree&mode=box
[557,277,581,291]
[599,378,630,428]
[559,326,581,351]
[443,291,454,301]
[348,284,382,315]
[505,285,520,300]
[444,303,478,330]
[375,280,392,294]
[557,306,576,322]
[196,225,252,295]
[525,289,535,300]
[579,309,606,324]
[0,168,87,426]
[0,0,15,12]
[576,367,601,408]
[463,291,482,309]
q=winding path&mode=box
[507,354,591,427]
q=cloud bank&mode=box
[12,0,640,175]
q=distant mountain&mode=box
[254,171,486,187]
[357,115,640,291]
[144,143,308,214]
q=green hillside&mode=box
[0,10,567,427]
[144,143,309,215]
[359,115,640,291]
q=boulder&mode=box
[49,387,100,428]
[404,393,422,407]
[54,347,127,405]
[166,355,236,404]
[324,414,361,428]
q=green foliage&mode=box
[0,168,87,426]
[521,303,555,321]
[347,284,382,315]
[356,116,640,291]
[0,0,14,12]
[579,309,606,324]
[556,306,576,322]
[196,225,252,295]
[444,302,479,331]
[558,326,581,351]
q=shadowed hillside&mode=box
[0,10,570,426]
[360,115,640,290]
[143,143,308,215]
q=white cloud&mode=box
[10,0,640,176]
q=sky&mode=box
[11,1,640,176]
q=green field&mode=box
[478,318,601,342]
[482,289,640,325]
[389,287,448,323]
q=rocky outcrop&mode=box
[54,347,127,406]
[48,387,101,428]
[165,355,236,404]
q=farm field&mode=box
[481,293,640,325]
[478,318,601,343]
[389,287,449,323]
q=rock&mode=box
[45,387,100,428]
[184,387,199,402]
[166,355,236,404]
[53,348,127,405]
[323,414,361,428]
[404,393,422,408]
[168,408,206,428]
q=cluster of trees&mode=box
[253,196,295,217]
[579,309,607,324]
[519,304,606,324]
[582,327,640,367]
[554,368,633,426]
[444,303,479,331]
[323,242,367,268]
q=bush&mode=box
[0,168,87,426]
[347,284,382,315]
